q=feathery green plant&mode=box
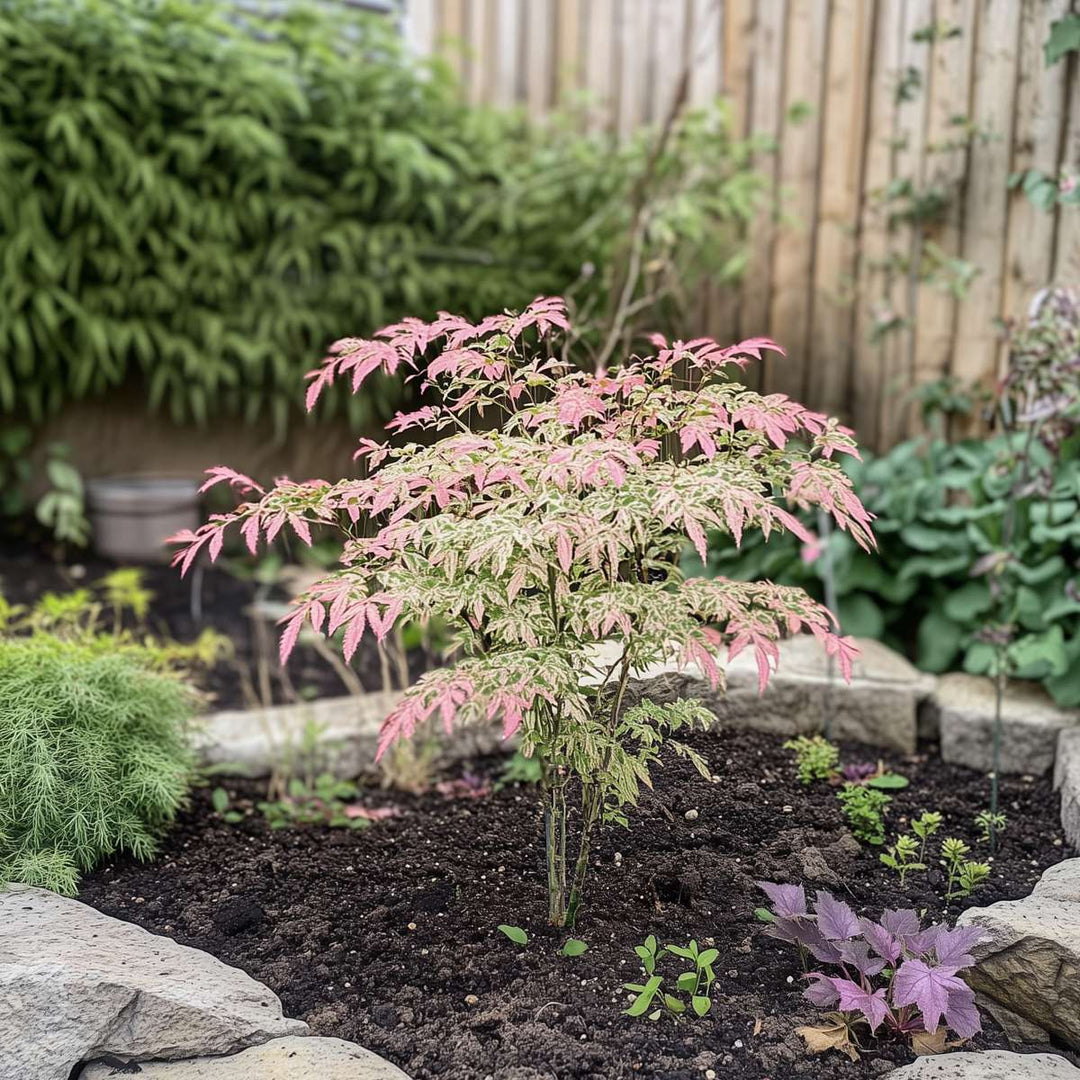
[0,635,195,895]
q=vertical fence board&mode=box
[911,0,978,432]
[739,0,787,393]
[877,0,933,447]
[615,0,650,138]
[525,0,555,117]
[1003,0,1072,330]
[583,0,617,130]
[1054,57,1080,283]
[951,0,1023,406]
[766,0,830,398]
[491,0,523,107]
[851,0,905,447]
[807,0,874,420]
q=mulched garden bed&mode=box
[0,544,430,711]
[80,726,1074,1080]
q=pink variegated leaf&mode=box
[199,466,265,495]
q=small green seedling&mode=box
[784,735,839,785]
[634,934,660,975]
[941,837,990,902]
[664,939,717,1017]
[256,774,370,830]
[753,907,776,924]
[210,787,244,824]
[879,834,925,885]
[911,811,942,862]
[974,810,1007,844]
[624,937,716,1020]
[498,924,529,946]
[561,938,588,957]
[837,783,891,845]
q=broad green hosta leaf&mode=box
[917,612,964,673]
[943,581,992,623]
[1009,626,1068,680]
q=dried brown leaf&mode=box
[796,1018,861,1062]
[911,1027,948,1056]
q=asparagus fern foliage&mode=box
[172,296,875,925]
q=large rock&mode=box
[0,885,308,1080]
[194,692,505,779]
[957,859,1080,1049]
[589,636,931,753]
[81,1037,410,1079]
[936,674,1079,776]
[889,1050,1079,1078]
[1055,728,1080,849]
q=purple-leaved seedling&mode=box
[758,882,984,1054]
[171,297,876,926]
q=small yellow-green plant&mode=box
[837,783,890,845]
[941,838,991,901]
[879,834,925,885]
[911,810,943,863]
[974,810,1006,845]
[784,735,840,785]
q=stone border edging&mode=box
[0,884,410,1080]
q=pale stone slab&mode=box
[588,636,931,753]
[194,691,503,779]
[1055,728,1080,849]
[958,859,1080,1049]
[889,1050,1079,1078]
[0,885,307,1080]
[81,1037,410,1079]
[936,673,1080,776]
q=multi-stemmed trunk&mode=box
[543,774,602,928]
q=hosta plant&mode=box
[172,296,874,926]
[758,883,983,1058]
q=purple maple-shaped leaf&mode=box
[839,939,886,978]
[830,977,892,1032]
[789,920,843,964]
[859,917,901,964]
[880,908,920,942]
[815,891,860,941]
[804,972,840,1008]
[892,959,964,1033]
[944,980,982,1039]
[934,925,984,970]
[758,881,807,919]
[906,924,943,958]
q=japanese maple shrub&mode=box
[172,297,874,926]
[758,883,984,1053]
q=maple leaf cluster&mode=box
[171,296,876,922]
[758,883,983,1049]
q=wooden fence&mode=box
[403,0,1080,449]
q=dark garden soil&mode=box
[0,544,429,711]
[80,726,1076,1080]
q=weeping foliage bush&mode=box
[0,635,194,895]
[0,0,761,435]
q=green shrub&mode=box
[0,0,758,435]
[698,430,1080,707]
[0,635,195,895]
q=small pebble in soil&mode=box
[684,809,699,821]
[464,994,478,1006]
